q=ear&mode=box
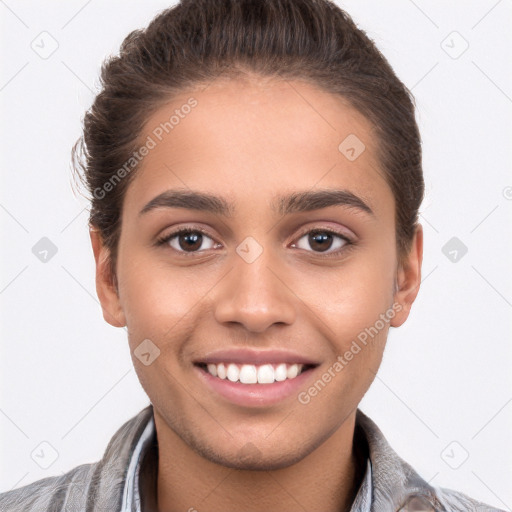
[390,224,423,328]
[89,227,126,328]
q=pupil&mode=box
[309,232,332,252]
[179,232,202,251]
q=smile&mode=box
[194,358,319,407]
[197,362,312,384]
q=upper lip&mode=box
[195,348,320,366]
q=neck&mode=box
[152,410,366,512]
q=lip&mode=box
[194,348,321,366]
[193,360,319,408]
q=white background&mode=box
[1,0,511,509]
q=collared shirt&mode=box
[0,404,503,512]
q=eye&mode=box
[156,226,354,258]
[156,227,220,254]
[291,228,352,256]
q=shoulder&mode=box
[0,463,96,511]
[355,409,505,512]
[0,404,154,512]
[432,486,506,512]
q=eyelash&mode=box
[155,226,354,258]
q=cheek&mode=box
[117,248,215,336]
[306,247,396,347]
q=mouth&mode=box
[194,361,317,384]
[192,350,320,407]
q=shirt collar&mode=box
[351,458,373,511]
[121,413,156,512]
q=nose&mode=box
[213,247,296,334]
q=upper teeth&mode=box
[205,363,304,384]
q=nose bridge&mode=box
[213,239,296,333]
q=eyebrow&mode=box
[139,188,374,218]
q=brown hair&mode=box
[72,0,424,288]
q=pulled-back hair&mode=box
[72,0,424,286]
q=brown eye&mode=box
[293,229,350,255]
[308,231,334,252]
[176,231,203,252]
[158,228,217,253]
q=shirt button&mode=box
[397,494,436,511]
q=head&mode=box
[76,0,423,469]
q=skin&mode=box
[91,76,423,512]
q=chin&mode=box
[202,444,308,471]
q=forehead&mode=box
[124,77,393,219]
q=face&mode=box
[92,76,422,470]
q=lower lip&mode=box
[193,364,317,408]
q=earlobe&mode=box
[89,227,126,328]
[390,224,423,328]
